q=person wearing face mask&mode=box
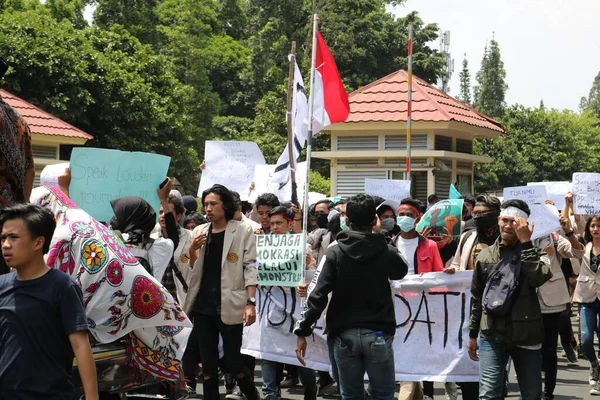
[392,198,444,276]
[307,199,334,265]
[375,200,401,241]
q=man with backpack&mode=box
[468,199,552,400]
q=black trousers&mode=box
[542,312,561,397]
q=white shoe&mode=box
[444,382,458,400]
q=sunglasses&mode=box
[592,255,599,273]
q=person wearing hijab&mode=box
[110,196,174,286]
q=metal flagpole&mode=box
[286,41,298,206]
[406,22,413,181]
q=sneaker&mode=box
[564,344,578,364]
[317,374,335,396]
[591,364,599,386]
[592,381,600,395]
[225,385,246,400]
[225,374,236,395]
[444,382,458,400]
[280,376,299,389]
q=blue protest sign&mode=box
[69,148,171,221]
[449,184,462,199]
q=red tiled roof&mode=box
[0,89,92,140]
[345,70,505,133]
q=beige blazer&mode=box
[450,231,478,271]
[573,243,600,304]
[183,220,258,324]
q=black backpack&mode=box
[482,246,522,317]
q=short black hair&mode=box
[314,199,333,210]
[0,204,56,254]
[185,212,208,226]
[346,194,376,230]
[428,194,439,203]
[231,191,242,209]
[376,205,395,218]
[241,201,253,215]
[501,199,531,217]
[460,195,476,208]
[255,193,280,209]
[475,194,501,211]
[167,194,185,215]
[268,205,294,221]
[202,184,236,221]
[400,198,424,215]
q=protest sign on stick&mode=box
[528,204,561,241]
[256,234,306,287]
[198,141,265,200]
[503,185,547,204]
[69,148,170,221]
[573,173,600,214]
[364,179,411,203]
[527,181,571,210]
[416,199,464,237]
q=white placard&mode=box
[528,204,561,241]
[248,162,313,205]
[527,182,572,210]
[573,173,600,214]
[40,162,69,188]
[503,185,547,204]
[242,271,478,382]
[198,141,266,200]
[365,179,411,203]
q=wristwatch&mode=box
[246,297,256,306]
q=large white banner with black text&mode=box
[241,271,478,382]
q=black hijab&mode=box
[110,196,156,245]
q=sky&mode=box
[390,0,600,111]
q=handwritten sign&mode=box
[69,148,170,221]
[198,141,265,200]
[503,185,547,204]
[528,204,561,241]
[256,234,305,287]
[40,162,69,188]
[364,179,411,203]
[416,199,464,237]
[573,173,600,214]
[242,271,478,382]
[527,181,572,210]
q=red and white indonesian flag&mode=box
[312,30,350,134]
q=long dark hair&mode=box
[584,215,600,243]
[202,184,236,221]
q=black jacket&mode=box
[294,230,408,337]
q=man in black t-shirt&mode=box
[0,204,98,400]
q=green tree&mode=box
[308,170,330,196]
[473,40,508,119]
[581,70,600,117]
[457,56,471,105]
[93,0,161,45]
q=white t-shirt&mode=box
[396,236,419,274]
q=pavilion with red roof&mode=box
[0,89,92,184]
[312,70,504,199]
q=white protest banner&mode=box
[573,173,600,214]
[256,234,306,287]
[40,162,69,188]
[198,141,265,200]
[503,185,547,204]
[528,204,561,241]
[69,148,170,222]
[527,181,572,210]
[248,162,310,205]
[365,179,411,203]
[242,271,478,382]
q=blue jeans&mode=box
[580,300,600,363]
[478,337,542,400]
[262,360,316,398]
[333,328,395,400]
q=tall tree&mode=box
[581,70,600,117]
[457,56,471,105]
[473,39,508,119]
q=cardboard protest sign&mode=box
[364,179,411,203]
[572,173,600,214]
[198,141,265,200]
[528,204,561,241]
[256,234,305,287]
[242,271,478,382]
[416,199,464,237]
[503,185,547,204]
[69,148,170,221]
[527,181,572,210]
[40,162,69,188]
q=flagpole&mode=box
[406,22,413,181]
[286,41,298,206]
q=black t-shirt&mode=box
[195,230,226,315]
[0,268,89,399]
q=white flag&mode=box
[271,59,309,192]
